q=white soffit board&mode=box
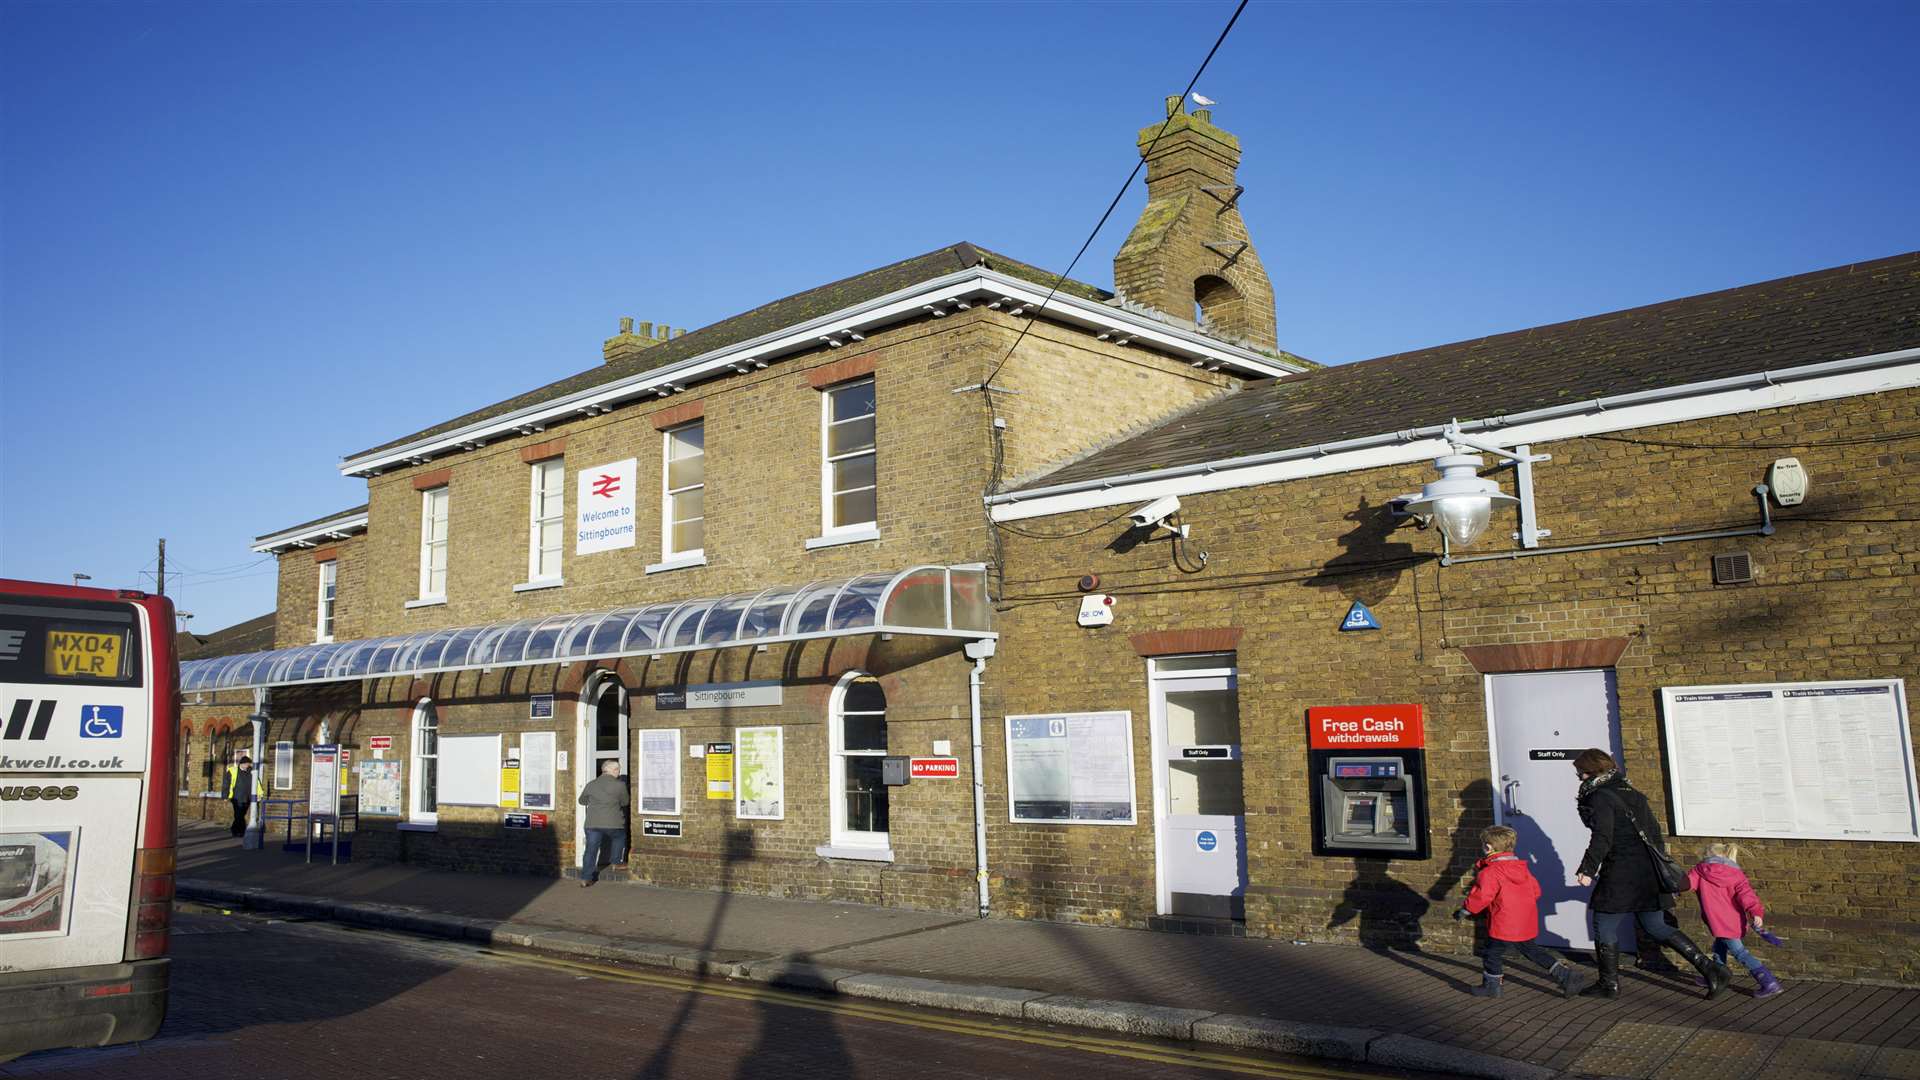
[990,351,1920,522]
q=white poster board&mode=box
[734,726,784,820]
[273,741,294,791]
[1005,712,1136,825]
[1662,679,1917,842]
[639,729,681,815]
[520,731,556,811]
[436,734,503,806]
[575,458,637,554]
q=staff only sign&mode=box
[1307,704,1425,749]
[576,458,637,554]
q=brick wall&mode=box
[275,533,367,649]
[990,386,1920,983]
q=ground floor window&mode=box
[410,700,438,823]
[830,675,889,849]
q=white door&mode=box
[573,678,629,867]
[1150,655,1246,920]
[1486,669,1622,950]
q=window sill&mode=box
[814,843,894,863]
[404,597,447,610]
[646,553,708,575]
[805,526,880,551]
[398,821,438,832]
[513,578,564,593]
[315,636,334,645]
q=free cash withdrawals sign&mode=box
[576,459,637,554]
[1307,705,1425,750]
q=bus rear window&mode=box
[0,599,143,688]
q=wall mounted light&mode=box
[1399,452,1516,549]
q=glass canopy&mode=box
[181,565,993,693]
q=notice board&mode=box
[436,734,503,807]
[1662,679,1917,842]
[519,732,556,811]
[1005,711,1136,825]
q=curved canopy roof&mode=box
[182,565,991,694]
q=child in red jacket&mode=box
[1688,842,1783,999]
[1454,825,1591,998]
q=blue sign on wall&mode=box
[1196,830,1218,852]
[1340,600,1381,632]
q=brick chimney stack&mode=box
[603,316,673,365]
[1112,95,1277,351]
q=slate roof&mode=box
[349,243,1114,460]
[178,612,277,661]
[254,504,368,544]
[1014,251,1920,492]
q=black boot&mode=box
[1582,944,1620,999]
[1668,931,1731,999]
[1470,973,1502,997]
[1550,959,1592,999]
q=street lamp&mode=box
[1396,421,1552,554]
[1399,453,1518,549]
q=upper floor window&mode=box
[418,486,449,600]
[316,559,337,642]
[528,459,564,582]
[822,378,876,533]
[663,421,705,559]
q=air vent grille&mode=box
[1712,551,1753,585]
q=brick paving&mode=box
[174,823,1920,1076]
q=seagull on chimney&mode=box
[1191,93,1217,106]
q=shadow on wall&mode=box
[1329,858,1430,952]
[1303,498,1423,607]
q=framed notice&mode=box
[1662,679,1917,842]
[0,829,78,939]
[309,746,341,817]
[519,732,556,811]
[639,729,681,815]
[734,726,784,820]
[274,741,294,790]
[575,458,637,554]
[436,734,503,807]
[356,760,403,816]
[1005,711,1137,825]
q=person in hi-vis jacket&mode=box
[226,755,263,837]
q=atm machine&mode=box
[1307,705,1431,860]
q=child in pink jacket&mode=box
[1687,842,1782,999]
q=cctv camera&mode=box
[1128,495,1181,529]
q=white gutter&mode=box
[339,269,1305,478]
[251,510,370,553]
[990,346,1920,521]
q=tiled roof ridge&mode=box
[344,242,1112,462]
[1007,249,1919,494]
[1344,250,1919,372]
[253,504,369,544]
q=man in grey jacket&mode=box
[577,759,630,886]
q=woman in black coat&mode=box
[1572,748,1729,999]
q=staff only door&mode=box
[1149,654,1247,921]
[1485,669,1624,951]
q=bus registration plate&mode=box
[45,631,123,679]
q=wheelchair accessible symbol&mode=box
[1195,830,1218,852]
[80,704,124,738]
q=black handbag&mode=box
[1627,810,1689,893]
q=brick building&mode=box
[185,99,1920,982]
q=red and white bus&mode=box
[0,579,176,1060]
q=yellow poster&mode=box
[500,755,522,808]
[705,742,734,799]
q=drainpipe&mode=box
[963,639,996,917]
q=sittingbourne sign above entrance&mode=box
[1307,704,1425,749]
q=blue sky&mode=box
[3,1,1916,632]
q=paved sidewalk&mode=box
[174,823,1919,1079]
